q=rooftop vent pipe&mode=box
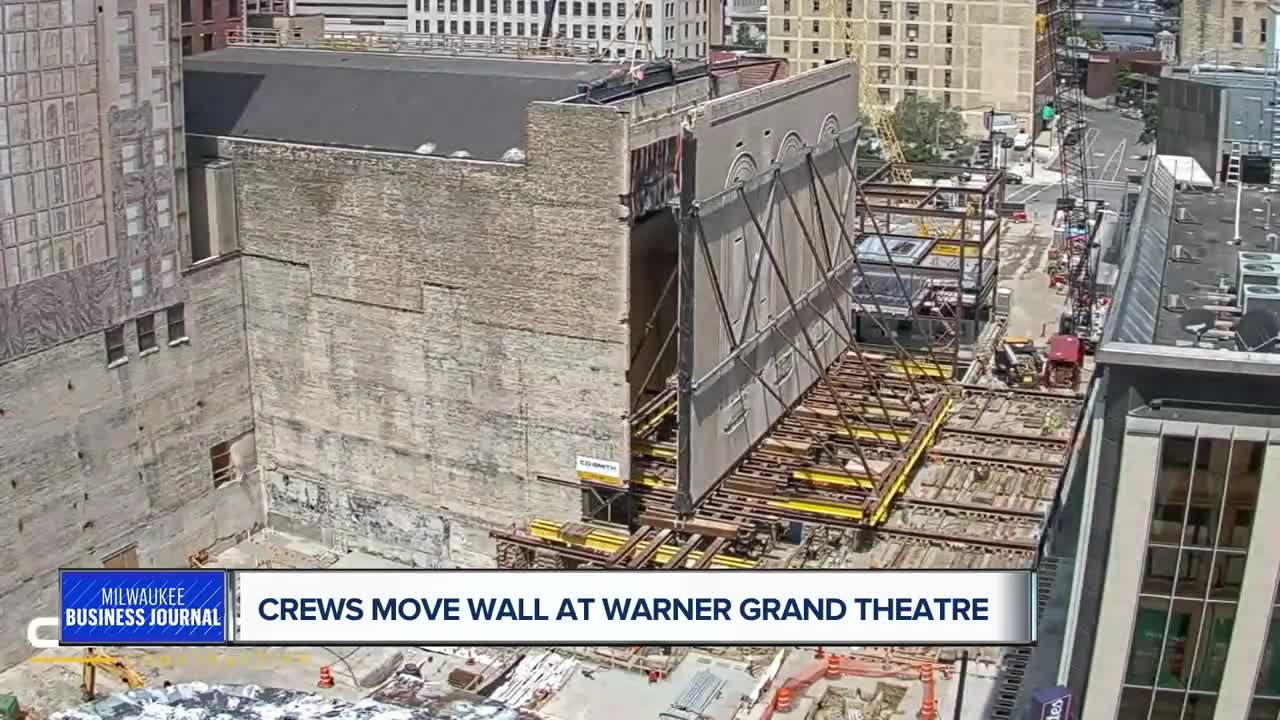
[1234,180,1244,244]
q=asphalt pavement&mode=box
[1001,107,1148,218]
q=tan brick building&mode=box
[766,0,1040,132]
[1182,0,1276,65]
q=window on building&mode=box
[437,0,445,10]
[905,23,918,40]
[201,33,213,50]
[503,21,512,32]
[616,2,624,15]
[877,66,891,82]
[943,91,951,106]
[229,0,240,16]
[572,1,581,13]
[557,22,566,34]
[136,314,157,351]
[125,202,142,236]
[877,1,890,17]
[122,142,141,174]
[905,67,917,84]
[1263,17,1269,44]
[160,253,176,289]
[151,70,168,105]
[945,26,952,42]
[167,303,186,341]
[878,23,890,37]
[490,0,498,11]
[811,19,819,32]
[463,20,471,32]
[181,0,192,23]
[531,1,538,12]
[905,1,919,17]
[782,18,790,31]
[119,77,136,110]
[105,325,126,363]
[157,194,172,229]
[878,44,891,58]
[810,40,818,54]
[464,0,471,10]
[572,23,581,36]
[811,0,818,10]
[130,263,149,299]
[201,0,212,19]
[519,0,527,10]
[945,2,952,20]
[211,441,234,487]
[905,45,918,59]
[150,8,166,42]
[586,24,595,37]
[877,87,890,103]
[1233,16,1244,44]
[102,544,139,569]
[782,40,790,53]
[450,19,458,31]
[182,35,192,55]
[116,12,136,51]
[944,70,952,86]
[944,47,953,64]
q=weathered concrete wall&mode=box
[190,101,632,568]
[0,257,261,669]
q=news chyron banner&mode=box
[56,569,1037,647]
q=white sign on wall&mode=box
[575,456,622,486]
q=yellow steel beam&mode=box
[836,427,912,443]
[634,442,677,461]
[633,472,674,490]
[767,498,865,521]
[792,468,874,490]
[633,396,677,439]
[869,397,953,526]
[884,361,951,379]
[528,520,754,569]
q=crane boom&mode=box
[1043,0,1095,343]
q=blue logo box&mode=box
[60,569,228,645]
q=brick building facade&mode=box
[180,0,242,55]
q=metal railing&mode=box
[227,27,607,60]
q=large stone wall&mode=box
[0,257,261,669]
[191,101,632,568]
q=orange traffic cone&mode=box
[776,687,794,713]
[826,655,841,679]
[318,665,334,688]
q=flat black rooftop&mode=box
[183,47,614,158]
[1108,156,1280,353]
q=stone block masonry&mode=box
[208,101,635,567]
[0,258,262,669]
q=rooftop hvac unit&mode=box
[1240,263,1280,287]
[1239,251,1280,265]
[1242,284,1280,316]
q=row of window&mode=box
[105,303,186,364]
[179,0,240,25]
[778,0,951,21]
[1229,16,1267,46]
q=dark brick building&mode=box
[180,0,242,56]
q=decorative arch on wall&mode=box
[820,114,840,141]
[725,152,759,189]
[775,132,805,163]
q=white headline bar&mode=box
[232,570,1035,645]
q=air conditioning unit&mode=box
[1242,284,1280,315]
[1237,253,1280,303]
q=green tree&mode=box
[733,23,765,50]
[1115,63,1137,97]
[1139,99,1159,145]
[890,96,966,162]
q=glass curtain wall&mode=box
[1249,593,1280,720]
[1118,433,1264,720]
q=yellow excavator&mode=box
[81,648,145,701]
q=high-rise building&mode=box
[405,0,714,58]
[765,0,1043,131]
[1050,154,1280,720]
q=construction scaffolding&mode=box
[493,121,1080,577]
